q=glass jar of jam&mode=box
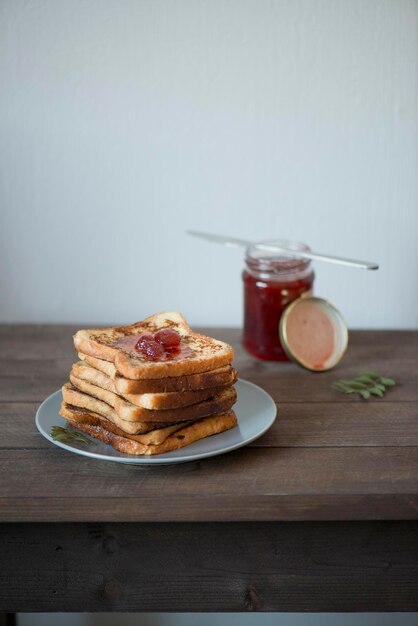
[243,240,315,361]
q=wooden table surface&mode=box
[0,325,417,612]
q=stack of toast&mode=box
[59,312,238,455]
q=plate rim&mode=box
[35,378,277,465]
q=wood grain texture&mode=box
[233,335,418,403]
[0,326,417,522]
[0,446,417,522]
[3,402,418,449]
[252,402,418,447]
[1,521,417,612]
[1,328,417,402]
[1,325,418,612]
[0,358,72,402]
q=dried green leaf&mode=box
[51,426,91,445]
[380,377,396,387]
[332,383,354,393]
[332,371,396,400]
[358,371,380,380]
[347,381,369,390]
[355,375,377,384]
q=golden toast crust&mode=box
[61,406,238,456]
[78,352,236,393]
[74,312,234,379]
[59,403,197,445]
[62,383,167,434]
[65,379,237,424]
[71,361,237,410]
[78,353,117,379]
[115,365,236,393]
[72,361,116,393]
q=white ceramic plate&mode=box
[35,379,277,465]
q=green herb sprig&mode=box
[51,426,91,445]
[332,372,395,399]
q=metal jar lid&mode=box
[279,296,348,371]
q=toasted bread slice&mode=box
[59,403,196,445]
[72,361,116,392]
[79,352,236,393]
[78,353,117,379]
[115,365,237,394]
[72,361,236,410]
[62,383,169,434]
[67,376,237,423]
[78,352,236,394]
[74,312,234,379]
[61,406,238,456]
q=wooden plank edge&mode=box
[0,494,417,522]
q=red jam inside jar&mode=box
[243,241,314,361]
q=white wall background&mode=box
[1,0,417,328]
